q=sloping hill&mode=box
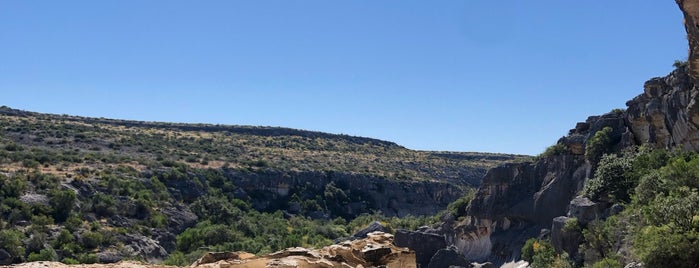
[0,106,522,264]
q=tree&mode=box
[48,189,76,222]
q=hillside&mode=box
[0,106,521,265]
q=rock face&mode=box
[227,169,466,218]
[453,1,699,262]
[393,229,447,268]
[192,232,416,268]
[678,0,699,80]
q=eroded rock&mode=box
[193,232,416,268]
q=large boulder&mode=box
[551,216,583,259]
[567,196,606,225]
[394,229,446,268]
[427,246,470,268]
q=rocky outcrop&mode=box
[567,196,606,225]
[2,232,415,268]
[677,0,699,80]
[455,47,699,263]
[393,229,446,267]
[350,221,391,240]
[192,232,416,268]
[226,169,465,218]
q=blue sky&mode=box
[0,1,687,155]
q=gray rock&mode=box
[394,229,446,268]
[161,203,198,233]
[568,196,606,225]
[97,250,123,263]
[120,234,168,263]
[551,216,582,259]
[351,221,390,240]
[427,246,470,268]
[0,249,12,265]
[624,262,643,268]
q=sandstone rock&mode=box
[427,246,470,268]
[192,251,255,266]
[393,229,446,268]
[191,232,416,268]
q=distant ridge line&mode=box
[0,105,401,148]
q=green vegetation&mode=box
[585,127,614,164]
[521,238,572,268]
[539,142,568,158]
[0,107,504,264]
[574,147,699,267]
[674,59,689,69]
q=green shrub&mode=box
[0,229,25,263]
[540,143,568,158]
[27,247,58,262]
[521,238,568,267]
[592,256,622,268]
[633,225,699,268]
[562,217,580,233]
[585,127,613,164]
[447,189,475,217]
[48,189,76,222]
[80,231,103,249]
[673,59,688,69]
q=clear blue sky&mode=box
[0,1,687,155]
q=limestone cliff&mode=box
[452,0,699,263]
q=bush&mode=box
[48,189,76,222]
[592,257,622,268]
[633,226,699,268]
[446,189,475,216]
[585,127,613,164]
[540,143,568,158]
[673,59,688,69]
[27,247,58,262]
[583,152,635,202]
[0,229,25,263]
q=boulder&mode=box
[567,196,606,225]
[0,249,12,265]
[394,229,446,268]
[550,216,582,259]
[427,246,470,268]
[96,250,123,264]
[351,221,391,240]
